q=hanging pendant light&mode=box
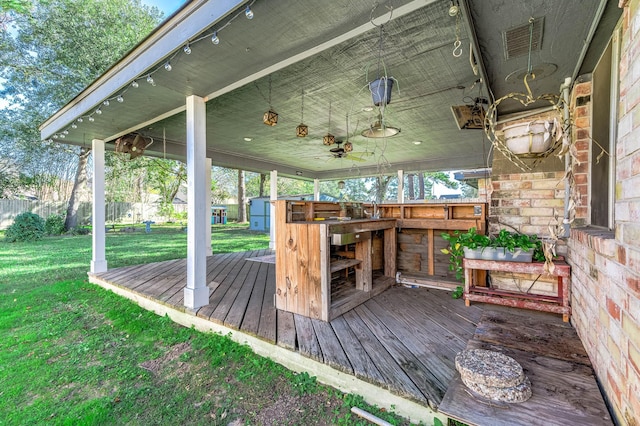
[262,75,278,126]
[361,112,400,138]
[295,89,308,137]
[323,101,336,145]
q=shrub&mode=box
[44,214,66,235]
[5,212,46,242]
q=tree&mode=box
[64,147,90,229]
[237,169,247,223]
[0,0,162,224]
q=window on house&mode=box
[590,28,619,229]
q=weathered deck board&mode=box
[293,314,323,362]
[354,303,444,407]
[276,309,296,350]
[439,340,612,426]
[90,250,609,424]
[342,309,426,403]
[473,308,591,365]
[311,318,352,373]
[256,263,276,343]
[239,261,269,336]
[330,315,385,383]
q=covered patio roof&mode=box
[40,0,620,180]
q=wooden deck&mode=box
[89,250,612,424]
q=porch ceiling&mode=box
[40,0,619,180]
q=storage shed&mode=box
[248,194,337,232]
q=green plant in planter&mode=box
[441,227,545,281]
[441,227,490,281]
[490,229,545,261]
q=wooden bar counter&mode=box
[274,200,396,321]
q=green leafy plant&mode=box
[5,212,46,242]
[44,214,66,236]
[441,227,545,281]
[451,286,464,299]
[441,227,490,281]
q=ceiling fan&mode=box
[114,133,153,160]
[327,140,374,162]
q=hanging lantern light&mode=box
[295,89,308,137]
[323,101,335,145]
[343,141,353,152]
[263,109,278,126]
[263,75,278,126]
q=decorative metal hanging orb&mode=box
[263,109,278,126]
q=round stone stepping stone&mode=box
[464,376,532,403]
[455,349,525,388]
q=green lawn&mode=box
[0,224,414,425]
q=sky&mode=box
[141,0,185,17]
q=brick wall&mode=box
[489,111,567,295]
[567,1,640,423]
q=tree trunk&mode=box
[238,169,247,222]
[375,176,392,203]
[407,173,415,200]
[418,173,425,199]
[259,173,266,197]
[64,147,90,230]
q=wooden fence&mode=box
[0,200,242,229]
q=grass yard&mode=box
[0,224,414,425]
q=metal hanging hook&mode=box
[453,40,463,57]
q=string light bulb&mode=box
[59,133,65,138]
[116,95,124,103]
[71,123,77,129]
[184,44,191,54]
[103,99,110,106]
[53,134,59,139]
[211,31,219,45]
[131,81,139,88]
[95,108,102,115]
[146,75,155,86]
[245,5,253,19]
[164,62,172,71]
[77,117,83,123]
[88,116,95,122]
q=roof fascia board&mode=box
[40,0,244,139]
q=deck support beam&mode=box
[184,95,209,309]
[314,178,320,201]
[205,157,212,256]
[269,169,277,250]
[90,138,107,273]
[397,169,404,203]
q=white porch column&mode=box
[314,178,320,201]
[184,95,209,310]
[205,157,212,257]
[269,169,278,250]
[397,169,405,203]
[91,138,107,273]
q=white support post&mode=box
[184,95,209,310]
[314,178,320,201]
[205,157,212,256]
[397,170,405,203]
[91,139,107,273]
[269,170,278,250]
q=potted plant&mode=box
[441,227,490,281]
[441,228,545,282]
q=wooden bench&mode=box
[463,258,571,322]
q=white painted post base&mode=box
[90,259,108,273]
[184,286,209,310]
